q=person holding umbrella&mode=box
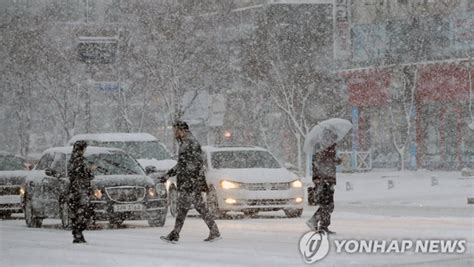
[304,119,352,234]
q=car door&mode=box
[202,151,214,187]
[43,152,67,216]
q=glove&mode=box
[159,175,168,183]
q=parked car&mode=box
[171,146,304,218]
[67,133,178,214]
[0,152,30,218]
[21,146,168,228]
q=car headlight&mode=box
[220,180,240,190]
[291,179,303,188]
[93,188,103,200]
[19,186,25,197]
[148,187,158,198]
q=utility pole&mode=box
[296,133,302,174]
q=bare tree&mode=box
[388,66,418,171]
[242,5,339,169]
[35,33,84,144]
[132,1,218,126]
[1,15,44,156]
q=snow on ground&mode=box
[1,170,473,266]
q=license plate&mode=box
[113,203,144,212]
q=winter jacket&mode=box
[166,133,208,193]
[68,154,94,201]
[312,144,341,185]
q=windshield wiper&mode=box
[85,161,109,175]
[101,158,137,175]
[95,165,109,175]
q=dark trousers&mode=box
[172,191,219,236]
[69,193,92,238]
[311,183,335,228]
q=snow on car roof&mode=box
[67,133,158,144]
[0,151,25,159]
[0,151,14,156]
[202,146,268,153]
[43,146,123,156]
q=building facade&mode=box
[339,0,473,169]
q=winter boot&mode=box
[73,233,86,243]
[306,217,318,231]
[160,231,179,244]
[318,226,336,235]
[73,238,87,243]
[204,232,221,242]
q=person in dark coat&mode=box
[306,135,341,234]
[160,120,221,243]
[67,140,95,243]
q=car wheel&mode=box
[109,218,124,227]
[284,208,303,218]
[169,186,178,217]
[148,214,166,227]
[207,186,223,219]
[243,210,259,218]
[60,201,71,229]
[24,198,42,228]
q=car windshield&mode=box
[84,152,145,176]
[0,156,25,171]
[99,141,170,160]
[211,150,281,169]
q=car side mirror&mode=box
[145,166,158,175]
[284,162,302,175]
[284,162,297,171]
[24,163,33,171]
[45,168,58,178]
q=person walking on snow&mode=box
[306,131,341,234]
[160,120,221,243]
[67,140,95,243]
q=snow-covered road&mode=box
[1,208,473,266]
[1,170,473,266]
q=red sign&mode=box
[416,63,471,104]
[343,70,391,107]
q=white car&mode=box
[201,146,304,218]
[0,152,30,218]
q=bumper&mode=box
[216,188,304,211]
[0,184,23,213]
[0,194,23,213]
[91,198,167,220]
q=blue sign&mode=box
[95,82,121,92]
